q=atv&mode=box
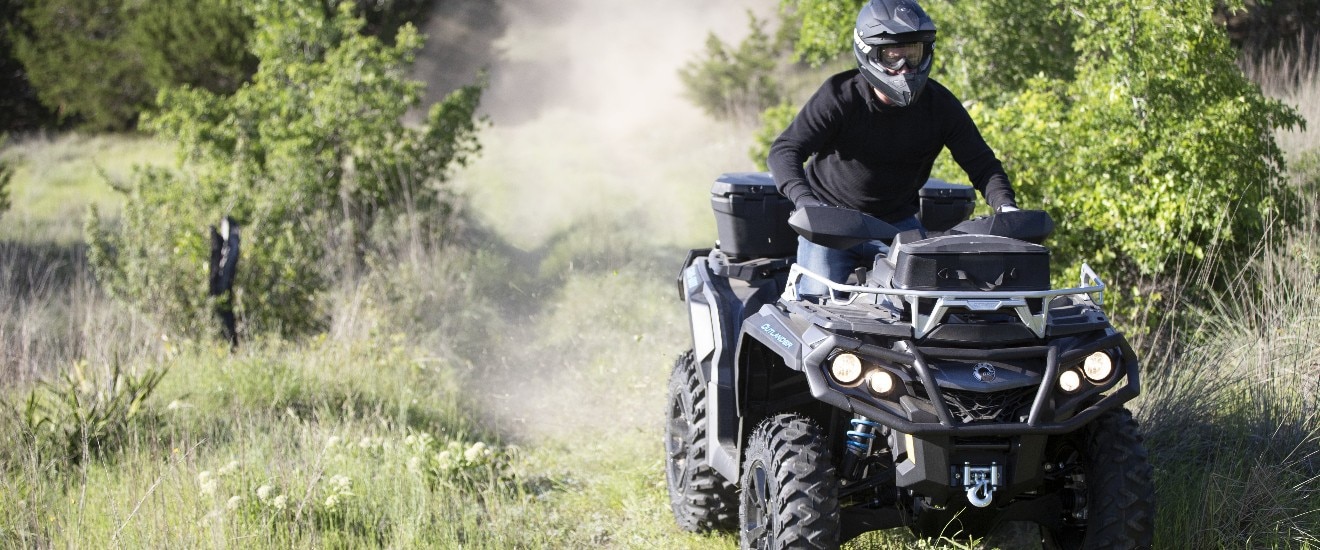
[666,172,1154,548]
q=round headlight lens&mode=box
[1083,351,1114,382]
[867,371,896,395]
[1058,370,1082,393]
[831,353,863,384]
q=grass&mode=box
[0,133,172,244]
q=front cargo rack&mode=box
[783,264,1107,339]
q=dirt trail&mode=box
[415,0,767,442]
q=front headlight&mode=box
[1082,351,1114,382]
[830,353,864,384]
[867,371,896,396]
[1058,370,1082,393]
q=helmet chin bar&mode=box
[862,66,927,108]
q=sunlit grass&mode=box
[0,133,172,243]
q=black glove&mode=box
[795,196,827,210]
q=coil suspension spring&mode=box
[842,416,882,479]
[846,417,883,455]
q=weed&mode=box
[21,359,167,470]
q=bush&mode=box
[87,0,485,340]
[679,11,789,126]
[21,359,167,470]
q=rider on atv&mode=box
[767,0,1020,297]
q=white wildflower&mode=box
[198,471,218,496]
[271,494,288,510]
[323,494,339,510]
[407,456,423,473]
[326,435,342,448]
[226,496,244,510]
[435,450,458,472]
[464,441,491,463]
[256,485,275,502]
[219,460,240,476]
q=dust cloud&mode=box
[412,0,775,441]
[418,0,772,247]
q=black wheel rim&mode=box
[743,459,772,549]
[666,391,692,493]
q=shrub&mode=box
[87,0,485,340]
[21,359,167,469]
[679,12,789,125]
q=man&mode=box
[768,0,1019,297]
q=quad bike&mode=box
[665,172,1154,548]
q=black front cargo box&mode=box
[919,179,977,231]
[892,235,1049,291]
[711,172,797,259]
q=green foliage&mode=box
[749,102,800,171]
[21,360,167,470]
[918,0,1075,100]
[778,0,1302,327]
[128,0,256,96]
[679,11,789,124]
[0,0,57,131]
[87,0,485,340]
[12,0,151,130]
[785,0,863,66]
[11,0,254,131]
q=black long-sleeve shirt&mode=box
[768,70,1016,223]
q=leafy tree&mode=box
[12,0,256,131]
[12,0,152,130]
[777,0,1302,326]
[0,0,58,132]
[679,11,790,125]
[87,0,485,340]
[127,0,256,97]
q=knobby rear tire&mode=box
[665,350,738,532]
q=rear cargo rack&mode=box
[784,264,1107,339]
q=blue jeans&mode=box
[795,215,923,298]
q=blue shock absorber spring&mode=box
[846,417,883,455]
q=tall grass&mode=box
[1242,35,1320,161]
[1133,40,1320,549]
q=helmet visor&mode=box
[872,42,927,72]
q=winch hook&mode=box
[967,479,995,508]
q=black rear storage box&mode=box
[919,179,977,231]
[892,235,1050,291]
[711,172,797,259]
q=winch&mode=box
[958,462,1002,508]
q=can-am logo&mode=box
[760,323,794,350]
[973,363,997,383]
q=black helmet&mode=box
[853,0,937,107]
